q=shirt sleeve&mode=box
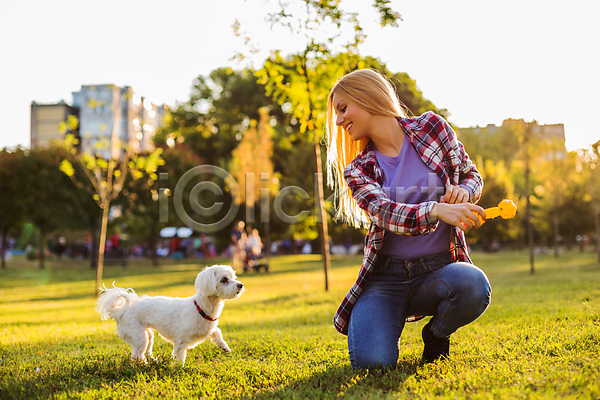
[344,160,439,236]
[458,184,474,202]
[455,140,483,203]
[426,112,483,204]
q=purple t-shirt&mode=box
[375,136,451,259]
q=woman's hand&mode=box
[431,202,486,231]
[440,185,470,204]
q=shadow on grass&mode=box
[0,337,421,400]
[0,318,424,399]
[0,351,188,400]
[236,360,421,399]
[0,354,420,400]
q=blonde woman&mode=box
[326,69,491,368]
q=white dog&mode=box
[95,264,244,364]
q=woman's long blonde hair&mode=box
[325,69,409,228]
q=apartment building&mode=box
[30,101,79,149]
[31,84,167,157]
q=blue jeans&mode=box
[348,252,491,369]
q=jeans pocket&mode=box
[425,255,453,273]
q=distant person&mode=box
[230,221,246,272]
[301,241,312,254]
[170,236,180,257]
[344,238,352,255]
[325,69,491,368]
[1,238,13,261]
[110,232,121,258]
[201,234,216,258]
[246,228,263,257]
[193,236,203,258]
[55,236,67,260]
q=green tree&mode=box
[458,119,584,258]
[231,108,277,254]
[229,108,279,208]
[246,0,402,290]
[257,49,345,290]
[0,148,27,268]
[579,141,600,263]
[118,143,203,266]
[532,137,576,256]
[60,113,164,295]
[20,144,98,268]
[469,157,523,249]
[155,60,444,251]
[457,120,521,165]
[228,108,280,248]
[155,68,285,168]
[156,67,309,247]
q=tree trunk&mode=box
[263,222,271,258]
[301,54,330,291]
[149,221,158,267]
[96,202,110,296]
[553,213,560,258]
[594,209,600,264]
[314,146,331,291]
[38,229,46,269]
[90,225,98,269]
[1,228,6,269]
[524,123,534,274]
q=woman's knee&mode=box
[447,263,491,309]
[348,322,400,369]
[350,347,398,369]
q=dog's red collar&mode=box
[194,299,217,321]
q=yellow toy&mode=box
[478,199,517,225]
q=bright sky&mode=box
[1,0,598,152]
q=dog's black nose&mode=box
[237,283,244,290]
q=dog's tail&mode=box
[95,283,140,321]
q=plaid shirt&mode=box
[333,112,483,335]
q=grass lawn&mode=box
[0,249,599,399]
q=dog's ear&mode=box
[195,266,218,295]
